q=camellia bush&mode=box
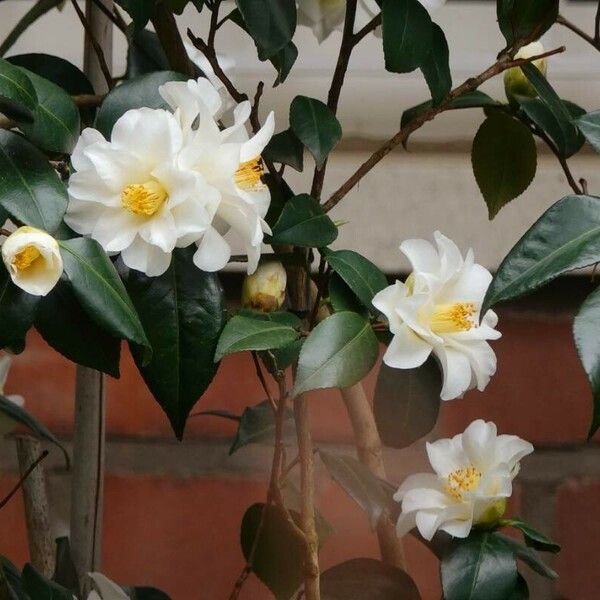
[3,0,600,598]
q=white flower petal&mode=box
[121,236,171,276]
[372,280,407,334]
[400,238,440,274]
[88,573,129,600]
[495,435,534,471]
[426,436,466,477]
[240,111,275,162]
[383,324,432,369]
[461,420,498,472]
[193,227,231,272]
[91,209,140,253]
[434,344,474,400]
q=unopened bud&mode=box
[241,261,287,312]
[504,41,547,103]
[474,498,507,529]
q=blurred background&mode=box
[1,0,600,598]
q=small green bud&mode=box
[241,261,287,312]
[475,498,507,529]
[504,41,547,103]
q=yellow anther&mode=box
[235,157,266,191]
[430,302,477,334]
[121,180,167,216]
[446,466,481,501]
[12,245,41,271]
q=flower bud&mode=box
[241,261,287,312]
[1,226,63,296]
[504,41,548,103]
[474,498,507,529]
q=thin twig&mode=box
[580,178,589,195]
[0,450,48,509]
[208,0,222,50]
[595,2,600,43]
[250,81,265,133]
[70,0,113,89]
[353,13,381,45]
[89,0,127,33]
[251,351,275,410]
[322,45,566,212]
[557,14,600,50]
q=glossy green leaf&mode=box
[441,531,517,600]
[269,194,338,247]
[509,574,530,600]
[229,399,295,454]
[240,503,306,599]
[323,249,388,310]
[16,68,80,154]
[519,97,585,158]
[59,238,149,351]
[215,313,299,360]
[96,71,188,138]
[235,0,296,59]
[271,41,298,86]
[472,112,537,219]
[496,534,557,579]
[123,248,224,439]
[320,558,420,600]
[319,449,396,528]
[290,95,342,169]
[52,538,79,598]
[374,358,441,449]
[293,312,379,396]
[382,0,432,73]
[0,130,68,232]
[328,272,367,316]
[501,518,561,553]
[0,96,33,123]
[35,280,121,378]
[573,284,600,437]
[1,556,26,600]
[126,29,171,79]
[263,128,304,172]
[115,0,157,28]
[576,110,600,154]
[497,0,558,46]
[259,338,304,375]
[420,23,451,105]
[483,195,600,311]
[22,564,71,600]
[520,63,581,158]
[0,263,40,353]
[0,394,69,466]
[0,57,37,115]
[0,0,63,57]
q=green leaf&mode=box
[497,0,558,47]
[289,95,342,169]
[483,195,600,311]
[235,0,297,59]
[573,284,600,437]
[1,556,26,600]
[373,358,441,449]
[263,129,304,172]
[96,71,188,138]
[420,23,451,105]
[270,41,298,86]
[240,503,305,599]
[382,0,432,74]
[115,0,157,29]
[0,130,68,232]
[501,518,561,553]
[125,586,172,600]
[16,68,80,154]
[319,449,396,528]
[293,312,379,396]
[22,564,71,600]
[0,96,34,123]
[520,63,581,158]
[323,249,388,310]
[519,97,585,158]
[320,558,421,600]
[0,393,69,467]
[0,57,37,115]
[35,280,121,378]
[268,194,338,247]
[122,248,225,439]
[259,338,304,375]
[441,531,517,600]
[215,313,299,360]
[52,538,80,597]
[495,534,557,579]
[576,110,600,154]
[126,29,171,79]
[0,263,40,353]
[509,574,530,600]
[229,399,295,454]
[328,272,367,316]
[59,238,149,350]
[471,112,537,219]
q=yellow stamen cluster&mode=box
[446,466,481,501]
[235,157,266,191]
[430,302,477,334]
[12,245,41,271]
[121,181,167,216]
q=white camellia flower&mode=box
[372,231,501,401]
[0,354,25,436]
[395,420,533,540]
[1,226,63,296]
[87,573,129,600]
[160,78,275,274]
[66,108,212,277]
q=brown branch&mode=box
[322,45,566,212]
[557,14,600,50]
[70,0,113,90]
[596,2,600,42]
[250,81,265,134]
[208,0,222,50]
[89,0,127,33]
[251,351,275,410]
[353,13,381,45]
[152,2,194,77]
[0,449,48,509]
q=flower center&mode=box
[430,302,477,334]
[12,245,41,271]
[446,466,481,501]
[235,157,266,191]
[121,181,167,216]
